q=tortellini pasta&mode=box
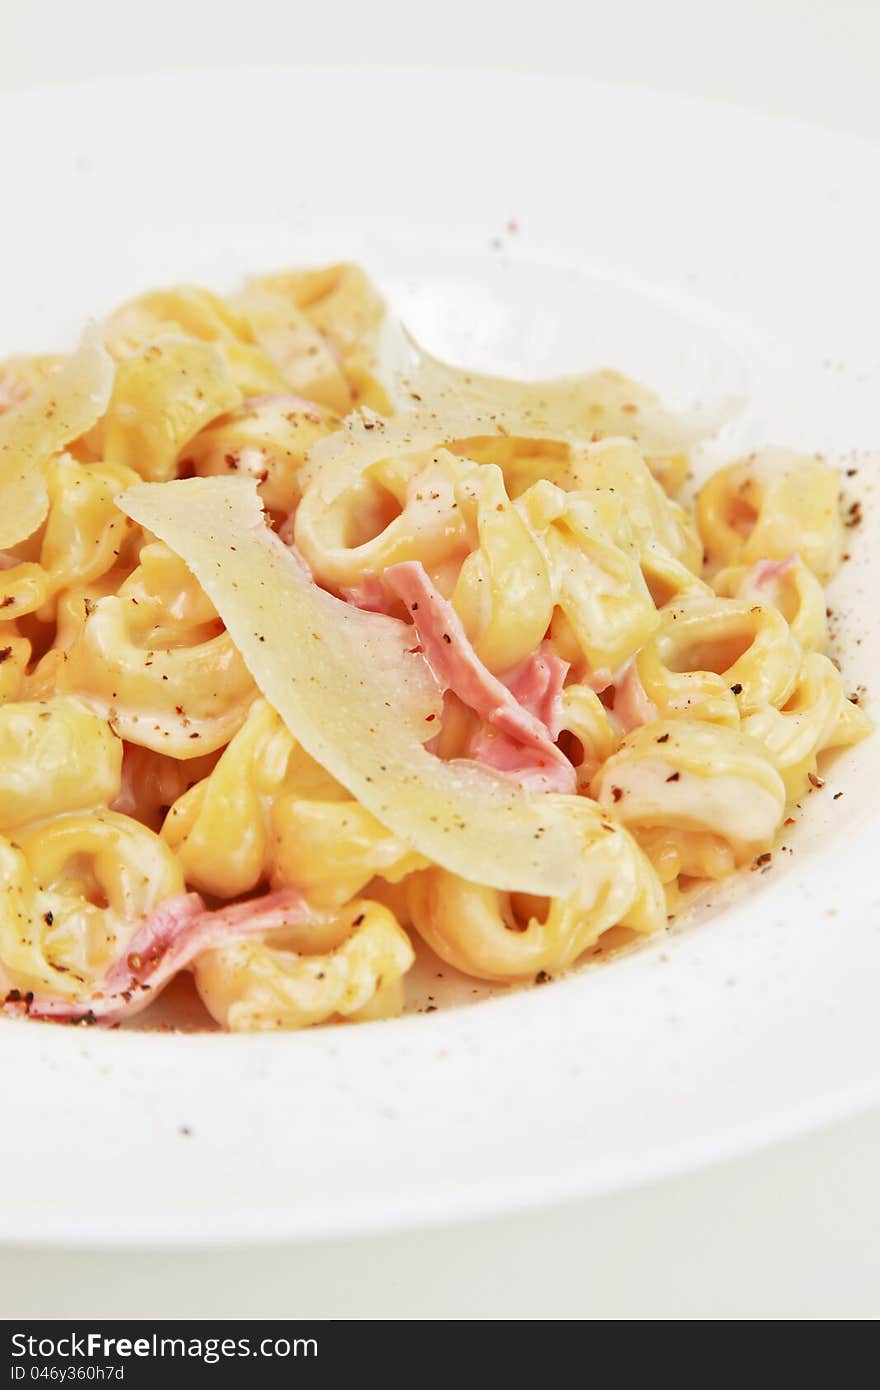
[52,543,257,755]
[742,653,871,801]
[193,898,414,1031]
[161,699,426,903]
[0,623,30,703]
[697,448,843,580]
[407,795,664,981]
[634,594,801,724]
[712,555,828,653]
[519,481,659,678]
[0,697,122,831]
[247,262,388,406]
[0,453,141,623]
[0,264,871,1032]
[103,339,243,482]
[450,463,554,673]
[294,445,474,590]
[181,394,340,517]
[591,721,787,880]
[0,811,184,998]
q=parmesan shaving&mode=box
[384,328,723,455]
[0,329,114,548]
[120,476,580,897]
[304,333,722,512]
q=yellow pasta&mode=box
[233,285,353,414]
[295,444,473,590]
[519,481,659,678]
[697,448,843,580]
[742,652,872,800]
[248,262,386,380]
[450,464,554,673]
[561,438,705,598]
[590,720,787,874]
[103,339,243,482]
[0,263,870,1032]
[0,623,30,703]
[634,593,801,725]
[0,811,184,998]
[712,555,828,653]
[193,897,414,1032]
[0,560,48,622]
[181,394,340,517]
[557,683,621,789]
[0,453,141,625]
[407,795,664,981]
[0,697,121,831]
[0,330,113,550]
[103,286,253,359]
[162,698,425,904]
[49,542,256,755]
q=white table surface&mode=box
[3,0,879,1320]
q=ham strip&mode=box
[502,647,567,738]
[465,723,571,792]
[612,661,658,734]
[383,561,575,793]
[582,666,614,695]
[0,379,29,413]
[2,887,312,1026]
[752,554,797,588]
[340,574,392,613]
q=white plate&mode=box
[1,68,878,1248]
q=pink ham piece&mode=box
[466,722,571,793]
[502,647,567,738]
[612,661,658,734]
[0,379,29,414]
[110,742,160,820]
[340,574,392,613]
[278,512,296,546]
[383,561,575,794]
[751,554,798,588]
[582,666,614,695]
[2,887,312,1026]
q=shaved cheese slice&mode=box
[302,406,477,505]
[304,340,725,516]
[0,329,114,548]
[120,476,581,896]
[383,328,726,455]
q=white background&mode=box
[2,0,879,1319]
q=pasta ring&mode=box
[407,795,664,981]
[697,448,843,581]
[193,897,414,1031]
